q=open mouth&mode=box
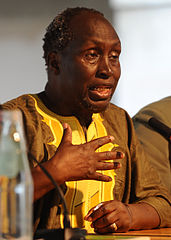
[88,85,113,101]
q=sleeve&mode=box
[2,96,62,231]
[126,112,171,228]
[132,102,171,194]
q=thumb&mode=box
[61,123,72,144]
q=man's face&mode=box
[54,12,121,116]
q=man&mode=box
[2,7,171,234]
[133,96,171,194]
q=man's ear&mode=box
[48,52,60,74]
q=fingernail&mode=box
[109,136,114,141]
[87,217,92,222]
[62,123,67,129]
[116,151,124,158]
[84,215,92,222]
[107,176,112,181]
[114,162,121,168]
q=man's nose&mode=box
[95,56,113,79]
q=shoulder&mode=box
[2,94,42,128]
[103,102,129,118]
[2,94,55,163]
[2,94,36,111]
[140,96,171,114]
[102,102,132,128]
[101,103,136,149]
[133,96,171,127]
[2,94,47,135]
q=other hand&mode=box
[84,200,132,233]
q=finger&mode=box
[84,203,104,221]
[97,151,124,161]
[90,172,112,182]
[91,210,117,229]
[61,123,72,144]
[85,201,114,223]
[97,161,121,170]
[87,135,114,150]
[94,221,119,234]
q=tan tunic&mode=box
[2,93,171,232]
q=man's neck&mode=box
[38,91,93,129]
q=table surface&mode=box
[86,228,171,240]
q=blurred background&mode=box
[0,0,171,116]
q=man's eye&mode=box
[85,52,99,63]
[109,53,119,64]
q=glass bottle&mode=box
[0,110,33,240]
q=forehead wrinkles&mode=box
[69,13,118,42]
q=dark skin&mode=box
[32,11,160,233]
